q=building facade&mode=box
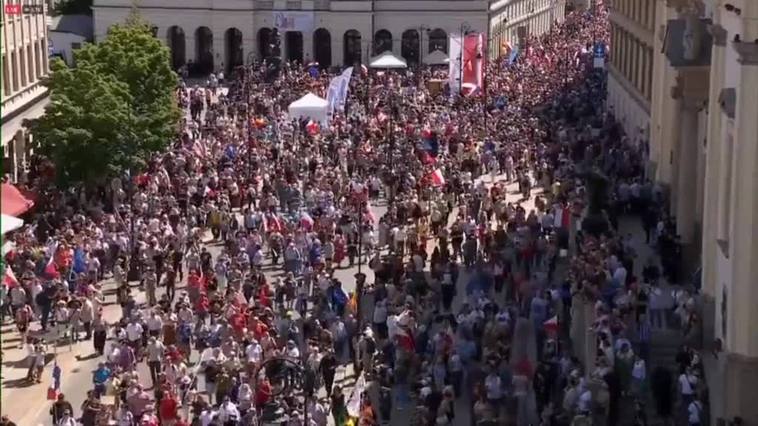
[697,0,758,424]
[615,0,758,423]
[488,0,566,57]
[1,0,50,182]
[606,0,656,150]
[93,0,566,72]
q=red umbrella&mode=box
[1,183,34,216]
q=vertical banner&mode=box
[462,33,485,94]
[326,76,342,116]
[336,66,354,112]
[448,33,463,94]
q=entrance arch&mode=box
[428,28,448,54]
[224,28,243,73]
[343,29,362,66]
[374,29,392,55]
[194,26,213,74]
[258,28,274,59]
[313,28,331,68]
[285,31,304,64]
[401,29,420,66]
[166,26,186,70]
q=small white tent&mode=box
[424,49,450,65]
[288,93,329,124]
[369,52,407,69]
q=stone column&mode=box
[675,98,702,244]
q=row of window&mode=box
[610,23,653,102]
[610,0,655,30]
[2,38,48,99]
[495,0,555,23]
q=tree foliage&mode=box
[27,12,180,187]
[53,0,93,16]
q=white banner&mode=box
[448,33,463,94]
[272,11,314,32]
[347,373,367,417]
[336,67,354,112]
[326,75,343,116]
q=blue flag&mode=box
[73,248,87,274]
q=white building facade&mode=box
[2,0,50,182]
[93,0,566,72]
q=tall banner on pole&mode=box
[336,66,354,112]
[326,76,342,116]
[448,33,463,93]
[462,33,485,94]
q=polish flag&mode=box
[544,316,559,335]
[4,265,19,288]
[462,33,486,93]
[428,169,445,187]
[44,241,60,279]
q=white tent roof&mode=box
[288,92,329,124]
[369,52,407,69]
[424,49,450,65]
[289,92,329,109]
[1,214,23,235]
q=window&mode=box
[2,54,10,97]
[39,38,47,75]
[34,42,41,79]
[19,47,27,87]
[27,45,34,84]
[10,51,19,92]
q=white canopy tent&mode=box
[369,52,407,69]
[288,93,329,124]
[424,49,450,65]
[1,214,23,235]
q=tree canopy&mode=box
[27,13,180,187]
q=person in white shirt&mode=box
[484,372,502,406]
[679,369,696,405]
[245,340,263,364]
[687,398,703,426]
[217,397,240,423]
[199,408,217,426]
[56,410,77,426]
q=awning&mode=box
[1,214,23,234]
[1,183,35,216]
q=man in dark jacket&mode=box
[50,393,74,424]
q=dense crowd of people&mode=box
[1,4,706,426]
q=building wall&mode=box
[49,31,86,66]
[488,0,566,57]
[93,0,564,69]
[606,0,655,146]
[1,0,50,182]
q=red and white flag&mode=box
[462,33,486,93]
[428,169,445,187]
[4,265,18,288]
[44,241,60,279]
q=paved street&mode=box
[0,172,539,425]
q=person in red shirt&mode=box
[159,390,179,426]
[255,377,272,408]
[249,316,269,341]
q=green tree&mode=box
[53,0,93,16]
[74,12,180,156]
[27,11,180,186]
[26,59,135,185]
